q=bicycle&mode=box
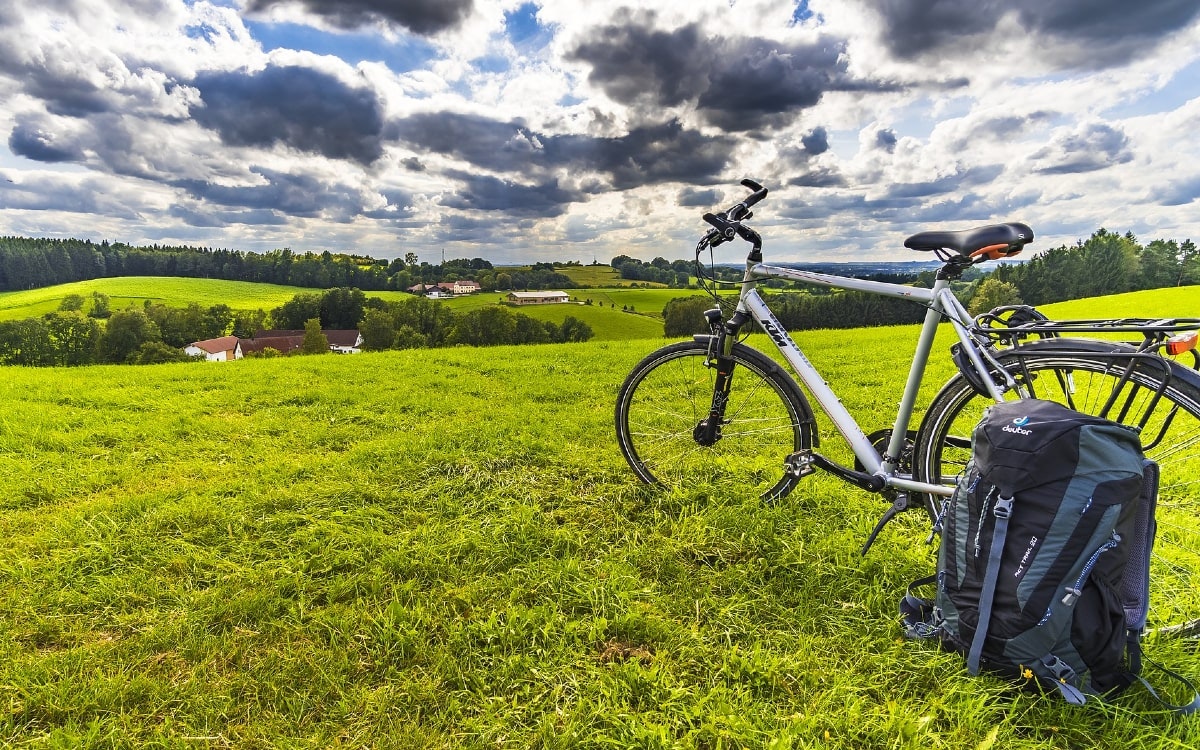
[614,180,1200,635]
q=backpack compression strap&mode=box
[967,495,1013,675]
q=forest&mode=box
[0,237,576,293]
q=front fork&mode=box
[695,308,749,446]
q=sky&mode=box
[2,1,1200,264]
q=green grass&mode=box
[3,302,1199,746]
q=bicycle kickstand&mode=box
[860,493,911,556]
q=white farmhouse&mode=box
[185,335,243,361]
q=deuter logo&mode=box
[1002,415,1032,436]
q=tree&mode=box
[320,287,367,329]
[99,308,161,363]
[88,292,111,319]
[131,341,194,364]
[557,316,594,342]
[663,296,715,337]
[44,312,101,366]
[58,293,85,312]
[300,318,329,354]
[968,278,1023,316]
[271,293,322,330]
[359,308,396,350]
[232,309,268,338]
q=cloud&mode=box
[244,0,475,35]
[441,172,580,218]
[853,0,1200,66]
[566,10,895,130]
[390,112,733,190]
[801,127,830,155]
[677,187,721,207]
[1031,122,1134,174]
[8,122,83,163]
[174,167,368,220]
[191,64,385,164]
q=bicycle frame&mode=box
[729,260,1009,499]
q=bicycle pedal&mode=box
[784,450,816,478]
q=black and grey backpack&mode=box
[902,398,1198,709]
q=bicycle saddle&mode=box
[904,222,1034,260]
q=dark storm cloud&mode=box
[1032,123,1133,174]
[390,112,734,190]
[678,187,721,207]
[863,0,1200,63]
[191,65,385,165]
[567,11,894,130]
[8,122,83,163]
[875,129,898,152]
[245,0,474,35]
[802,127,830,155]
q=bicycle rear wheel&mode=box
[914,339,1200,635]
[615,340,814,500]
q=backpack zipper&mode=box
[973,485,997,558]
[1061,532,1121,606]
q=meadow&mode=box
[3,287,1200,747]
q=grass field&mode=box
[2,287,1199,746]
[0,277,412,321]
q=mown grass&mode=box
[3,316,1199,747]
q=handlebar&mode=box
[700,179,768,251]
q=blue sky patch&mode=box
[244,20,439,74]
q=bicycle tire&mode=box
[914,338,1200,635]
[615,339,815,501]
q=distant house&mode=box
[243,329,363,355]
[506,291,570,305]
[185,335,243,362]
[407,281,479,297]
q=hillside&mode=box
[2,320,1197,746]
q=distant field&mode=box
[556,264,667,288]
[0,277,411,321]
[1040,285,1200,319]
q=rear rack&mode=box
[971,305,1200,343]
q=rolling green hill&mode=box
[0,277,410,321]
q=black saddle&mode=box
[904,222,1034,260]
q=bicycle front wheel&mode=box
[615,340,814,500]
[914,339,1200,635]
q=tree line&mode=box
[0,237,577,293]
[662,228,1197,335]
[0,287,593,367]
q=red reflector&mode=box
[1167,331,1198,355]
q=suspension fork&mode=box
[695,311,750,446]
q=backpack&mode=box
[901,399,1198,709]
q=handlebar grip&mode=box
[727,180,768,221]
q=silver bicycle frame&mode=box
[736,262,1007,498]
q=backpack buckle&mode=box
[994,496,1014,519]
